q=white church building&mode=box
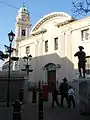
[2,5,90,90]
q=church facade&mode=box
[2,5,90,88]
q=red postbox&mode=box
[42,84,48,101]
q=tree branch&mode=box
[72,0,90,16]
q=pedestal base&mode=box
[73,77,90,114]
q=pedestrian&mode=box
[51,83,60,108]
[59,77,70,108]
[74,46,86,78]
[68,85,75,108]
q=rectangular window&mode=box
[81,29,89,41]
[26,46,30,55]
[54,37,58,50]
[86,56,90,75]
[45,40,48,52]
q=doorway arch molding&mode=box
[44,63,56,71]
[43,63,61,71]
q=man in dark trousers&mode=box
[51,83,60,108]
[59,77,70,108]
[74,46,86,78]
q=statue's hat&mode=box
[78,46,84,50]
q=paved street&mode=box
[22,101,90,120]
[0,92,90,120]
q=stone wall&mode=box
[0,71,28,106]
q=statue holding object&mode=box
[74,46,86,78]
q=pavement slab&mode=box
[0,91,90,120]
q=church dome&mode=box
[18,5,29,15]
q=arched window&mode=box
[22,29,26,36]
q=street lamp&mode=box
[22,54,35,102]
[7,31,15,107]
[22,54,33,78]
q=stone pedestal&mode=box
[0,71,28,106]
[79,78,90,114]
[73,77,90,115]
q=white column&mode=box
[45,70,47,83]
[20,26,22,39]
[27,27,30,38]
[18,26,20,38]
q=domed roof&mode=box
[18,4,29,15]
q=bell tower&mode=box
[15,4,30,40]
[14,5,30,56]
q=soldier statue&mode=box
[74,46,86,78]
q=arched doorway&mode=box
[44,63,56,92]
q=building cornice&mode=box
[31,28,47,36]
[56,19,76,27]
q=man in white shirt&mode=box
[68,86,75,108]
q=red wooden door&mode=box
[47,70,56,92]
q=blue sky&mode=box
[0,0,90,60]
